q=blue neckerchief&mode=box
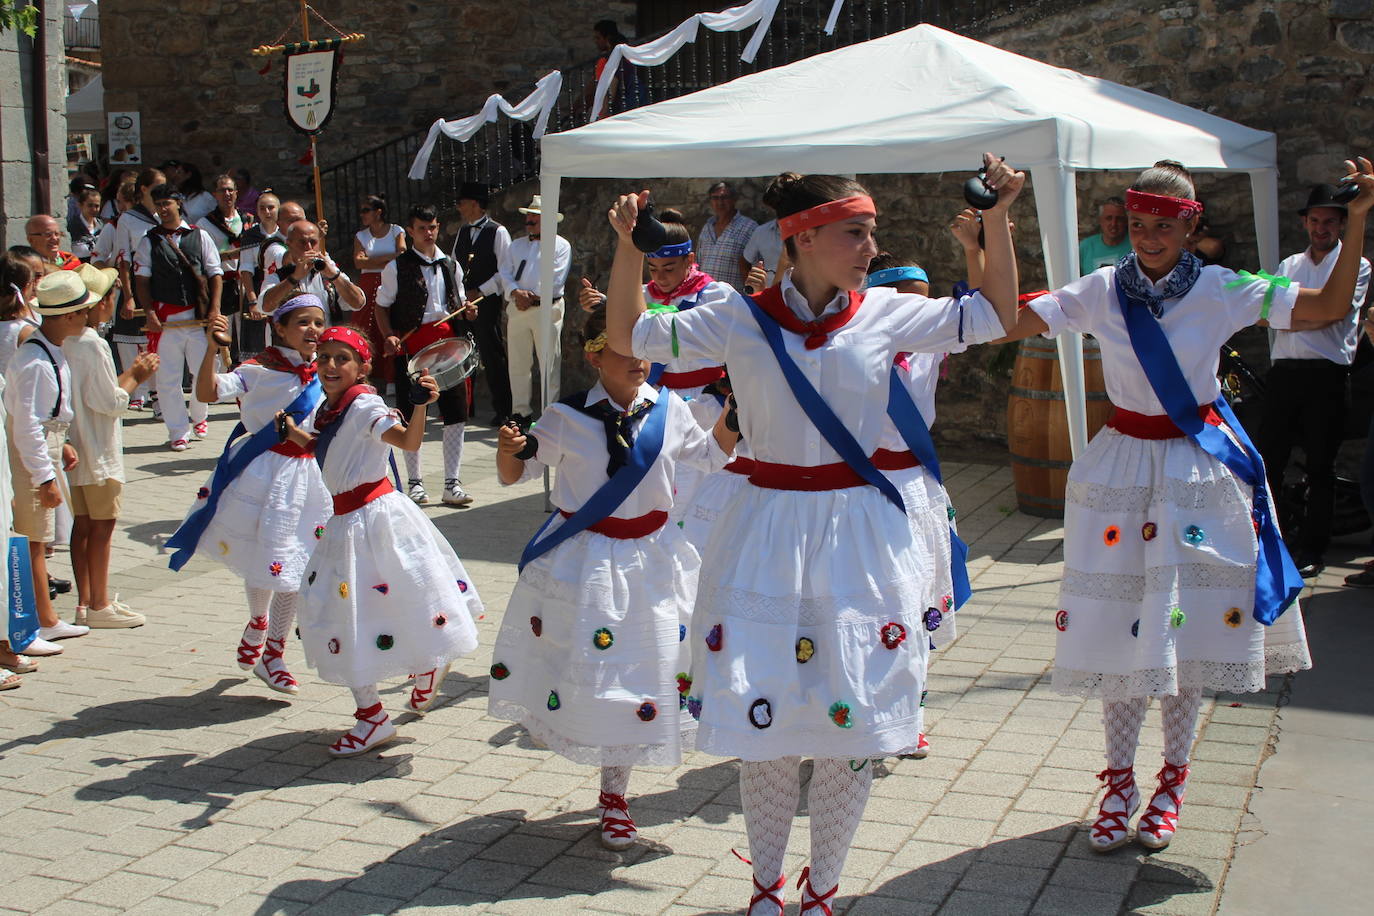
[886,368,971,609]
[1115,250,1202,318]
[167,378,323,571]
[518,393,670,572]
[744,294,906,514]
[1113,276,1301,624]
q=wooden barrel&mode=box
[1007,337,1113,518]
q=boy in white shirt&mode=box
[64,265,159,627]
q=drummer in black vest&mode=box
[453,182,513,425]
[376,204,479,507]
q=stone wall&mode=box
[99,0,635,191]
[1,6,69,247]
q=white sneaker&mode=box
[442,480,473,506]
[21,636,64,656]
[37,621,90,641]
[193,421,209,439]
[85,603,146,629]
[407,480,429,505]
[170,439,189,452]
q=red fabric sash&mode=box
[724,457,755,475]
[748,449,919,490]
[404,319,454,356]
[1106,404,1221,439]
[751,285,862,350]
[269,439,314,458]
[151,300,198,322]
[333,477,395,514]
[245,346,317,384]
[658,366,726,389]
[646,266,712,305]
[558,508,668,538]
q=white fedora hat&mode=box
[517,195,564,222]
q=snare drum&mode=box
[408,334,481,391]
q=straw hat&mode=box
[34,270,98,315]
[517,195,564,222]
[78,263,119,300]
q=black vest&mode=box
[453,218,501,292]
[147,227,208,307]
[390,249,460,335]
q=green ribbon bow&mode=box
[1224,270,1292,320]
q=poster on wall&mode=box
[106,111,142,164]
[283,48,339,135]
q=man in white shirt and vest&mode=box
[377,203,479,507]
[1259,184,1372,577]
[452,182,513,424]
[476,194,571,425]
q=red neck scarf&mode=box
[314,383,375,431]
[246,346,317,384]
[751,285,863,350]
[647,265,712,306]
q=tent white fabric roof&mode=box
[66,74,104,134]
[535,24,1281,453]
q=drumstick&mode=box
[397,303,476,344]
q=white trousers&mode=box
[114,341,155,401]
[156,326,208,443]
[506,298,562,416]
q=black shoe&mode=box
[1343,563,1374,588]
[1295,556,1325,579]
[48,575,71,595]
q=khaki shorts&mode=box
[7,425,69,543]
[70,480,123,520]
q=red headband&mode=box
[778,195,877,240]
[1126,189,1203,221]
[318,326,372,362]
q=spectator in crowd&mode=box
[91,179,134,273]
[590,19,644,120]
[98,169,136,221]
[352,193,405,389]
[160,160,216,223]
[64,175,97,238]
[1078,196,1130,274]
[696,181,758,292]
[25,215,82,273]
[4,271,94,652]
[229,167,261,215]
[259,218,363,316]
[68,188,103,263]
[453,182,513,423]
[741,180,785,290]
[105,168,165,413]
[375,203,477,506]
[201,174,254,363]
[1259,184,1372,578]
[1185,207,1226,266]
[64,264,158,628]
[133,185,222,451]
[236,191,284,355]
[1353,302,1374,588]
[476,194,571,425]
[0,250,41,375]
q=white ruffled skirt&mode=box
[1052,427,1311,699]
[193,449,332,590]
[298,490,481,687]
[488,522,699,767]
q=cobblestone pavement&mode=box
[0,398,1292,915]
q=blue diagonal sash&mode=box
[886,368,971,609]
[166,378,323,571]
[518,394,670,571]
[744,295,905,514]
[1113,277,1301,624]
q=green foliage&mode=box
[1,1,39,39]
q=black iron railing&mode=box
[63,12,100,50]
[320,0,1058,236]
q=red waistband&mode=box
[269,440,314,458]
[658,366,726,389]
[724,457,755,475]
[333,477,395,514]
[558,508,668,538]
[404,319,454,356]
[152,301,197,320]
[1106,405,1221,440]
[748,449,919,491]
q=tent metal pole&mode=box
[1248,168,1282,272]
[537,173,562,512]
[1031,164,1088,459]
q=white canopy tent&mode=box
[66,74,105,135]
[535,24,1281,454]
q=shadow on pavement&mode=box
[254,760,740,914]
[1281,552,1374,719]
[0,677,285,756]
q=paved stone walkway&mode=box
[0,398,1290,915]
